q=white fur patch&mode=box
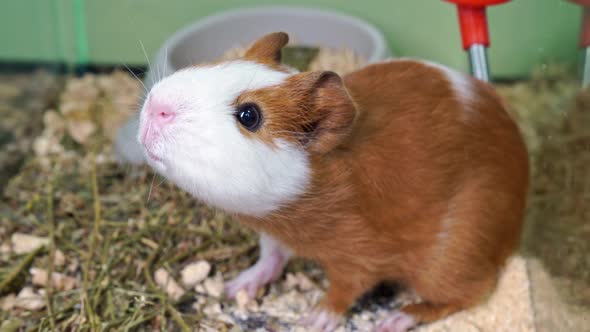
[137,61,311,217]
[417,59,474,103]
[390,58,474,104]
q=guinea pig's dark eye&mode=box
[236,103,262,131]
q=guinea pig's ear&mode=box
[243,32,289,65]
[292,71,357,154]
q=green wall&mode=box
[0,0,583,78]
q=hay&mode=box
[494,64,589,303]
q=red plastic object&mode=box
[444,0,509,5]
[582,7,590,47]
[567,0,590,47]
[444,0,511,50]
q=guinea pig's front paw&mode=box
[298,307,342,332]
[225,234,291,301]
[224,261,283,300]
[376,310,416,332]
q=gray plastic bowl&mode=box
[144,6,391,88]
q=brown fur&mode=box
[243,32,291,72]
[237,71,356,152]
[236,34,529,325]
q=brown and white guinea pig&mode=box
[131,32,529,332]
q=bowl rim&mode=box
[146,6,391,86]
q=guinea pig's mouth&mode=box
[144,148,168,172]
[146,149,161,162]
[143,146,163,163]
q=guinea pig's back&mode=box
[343,59,528,184]
[342,59,529,252]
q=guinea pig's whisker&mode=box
[271,130,307,135]
[139,39,151,69]
[122,63,148,94]
[139,39,161,86]
[155,63,161,86]
[270,130,310,140]
[162,46,169,82]
[111,100,144,110]
[146,172,157,203]
[152,176,167,192]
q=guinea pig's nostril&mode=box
[147,97,175,125]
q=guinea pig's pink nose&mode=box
[141,95,176,147]
[146,96,175,126]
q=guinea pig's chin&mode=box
[143,150,168,173]
[148,158,167,173]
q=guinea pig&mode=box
[132,32,529,332]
